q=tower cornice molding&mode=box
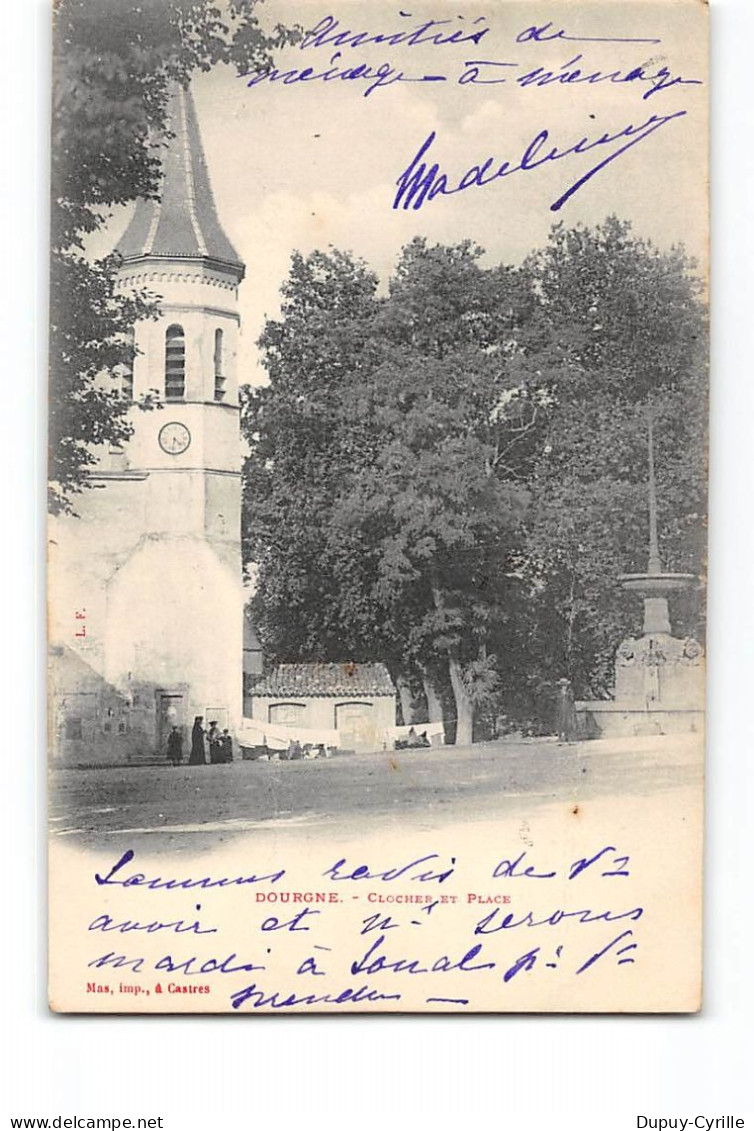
[156,400,241,411]
[116,257,242,292]
[142,301,241,324]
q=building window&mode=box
[113,327,134,402]
[122,367,134,402]
[122,326,135,400]
[269,703,306,726]
[112,363,133,403]
[165,324,186,400]
[214,328,226,401]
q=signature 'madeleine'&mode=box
[392,109,687,214]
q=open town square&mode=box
[49,734,701,853]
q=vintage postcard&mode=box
[48,0,708,1013]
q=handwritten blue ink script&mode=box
[392,112,686,213]
[236,6,703,215]
[45,831,682,1012]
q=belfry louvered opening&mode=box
[165,324,186,400]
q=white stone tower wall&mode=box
[49,83,247,762]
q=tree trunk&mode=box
[395,674,414,727]
[429,575,474,746]
[448,651,474,746]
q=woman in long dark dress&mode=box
[189,716,206,764]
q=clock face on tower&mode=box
[158,421,192,455]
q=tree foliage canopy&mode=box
[242,220,707,737]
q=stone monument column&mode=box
[576,409,704,737]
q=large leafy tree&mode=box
[517,218,707,704]
[50,0,294,513]
[243,241,544,742]
[335,240,545,743]
[242,248,391,660]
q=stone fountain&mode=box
[576,414,705,738]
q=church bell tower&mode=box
[49,85,246,761]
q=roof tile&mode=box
[250,663,396,698]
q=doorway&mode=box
[335,702,374,751]
[156,692,186,755]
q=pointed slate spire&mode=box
[117,85,244,281]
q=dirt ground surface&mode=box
[48,734,703,855]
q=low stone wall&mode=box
[576,700,705,739]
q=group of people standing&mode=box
[167,716,233,766]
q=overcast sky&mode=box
[100,0,708,385]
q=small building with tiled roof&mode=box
[247,663,397,752]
